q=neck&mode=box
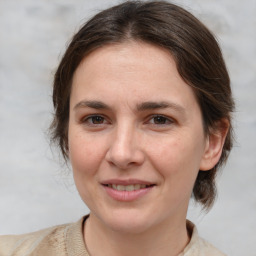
[84,214,190,256]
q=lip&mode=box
[101,179,156,202]
[101,179,154,186]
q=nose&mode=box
[105,124,145,169]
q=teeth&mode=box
[109,184,149,191]
[117,185,125,191]
[134,184,141,190]
[125,185,134,191]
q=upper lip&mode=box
[101,179,156,186]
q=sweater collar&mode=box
[66,216,199,256]
[66,215,89,256]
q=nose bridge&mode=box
[113,121,136,158]
[106,120,144,168]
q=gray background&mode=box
[0,0,255,255]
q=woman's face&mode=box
[68,42,211,233]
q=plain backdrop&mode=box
[0,1,255,255]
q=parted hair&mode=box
[51,0,234,209]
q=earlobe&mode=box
[200,119,229,171]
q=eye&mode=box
[82,115,108,125]
[148,115,174,125]
[90,116,105,124]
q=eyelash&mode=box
[81,114,174,127]
[82,115,109,126]
[147,115,174,126]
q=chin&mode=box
[108,219,151,234]
[98,209,156,234]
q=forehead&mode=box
[74,41,175,80]
[71,41,199,112]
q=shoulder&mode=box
[195,236,227,256]
[0,222,72,256]
[182,220,227,256]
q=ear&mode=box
[200,119,229,171]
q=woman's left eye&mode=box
[148,115,173,125]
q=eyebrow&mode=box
[73,100,186,115]
[74,100,110,110]
[136,101,185,114]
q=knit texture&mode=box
[0,216,226,256]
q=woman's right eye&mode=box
[82,115,108,125]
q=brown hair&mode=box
[51,0,234,209]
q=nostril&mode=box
[105,137,145,169]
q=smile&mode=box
[105,184,153,191]
[102,181,155,201]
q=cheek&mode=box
[68,131,108,206]
[148,133,204,180]
[68,131,104,178]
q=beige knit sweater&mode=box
[0,216,226,256]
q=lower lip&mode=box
[103,185,154,202]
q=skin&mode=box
[68,41,227,256]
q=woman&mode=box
[0,1,234,255]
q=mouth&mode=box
[101,180,156,201]
[102,184,155,191]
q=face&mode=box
[68,42,211,233]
